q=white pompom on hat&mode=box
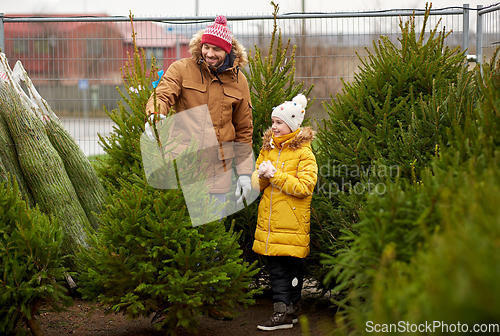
[271,94,308,132]
[201,15,233,54]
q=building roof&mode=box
[4,14,189,48]
[118,21,190,48]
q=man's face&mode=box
[202,43,227,68]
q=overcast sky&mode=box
[1,0,496,17]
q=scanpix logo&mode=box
[140,105,258,227]
[315,161,400,196]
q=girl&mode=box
[251,94,318,331]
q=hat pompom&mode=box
[215,15,228,25]
[201,15,233,54]
[292,94,308,109]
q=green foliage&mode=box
[96,17,156,189]
[317,4,467,183]
[365,166,500,334]
[314,5,475,296]
[0,177,71,336]
[45,116,107,230]
[79,15,260,335]
[229,1,314,275]
[463,47,500,158]
[0,113,34,206]
[243,1,313,156]
[342,155,500,334]
[322,171,444,329]
[0,83,92,257]
[324,47,500,334]
[76,178,259,335]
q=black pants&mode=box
[267,256,304,305]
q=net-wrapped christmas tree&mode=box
[14,61,106,230]
[0,53,106,255]
[0,81,34,205]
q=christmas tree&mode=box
[333,48,500,333]
[228,1,314,270]
[317,4,467,185]
[0,176,71,336]
[315,4,472,294]
[244,1,313,156]
[76,14,259,335]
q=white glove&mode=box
[258,161,276,179]
[258,161,270,178]
[144,113,166,141]
[264,161,276,179]
[235,175,252,205]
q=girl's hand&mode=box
[258,161,270,179]
[263,162,276,179]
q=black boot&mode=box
[257,302,293,331]
[288,302,300,324]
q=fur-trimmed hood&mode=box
[189,30,249,69]
[261,126,315,151]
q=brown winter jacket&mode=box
[251,127,318,259]
[145,31,254,193]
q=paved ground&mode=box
[60,118,115,157]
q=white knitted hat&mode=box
[271,94,308,132]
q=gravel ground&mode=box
[25,294,336,336]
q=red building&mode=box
[118,20,190,76]
[3,14,190,85]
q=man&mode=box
[145,15,253,209]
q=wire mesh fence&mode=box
[0,3,498,158]
[478,3,500,63]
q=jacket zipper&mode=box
[265,148,282,254]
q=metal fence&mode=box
[477,3,500,63]
[0,3,499,158]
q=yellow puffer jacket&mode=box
[251,127,318,258]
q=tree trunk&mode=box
[26,317,45,336]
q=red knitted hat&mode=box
[201,15,233,54]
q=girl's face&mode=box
[271,117,292,137]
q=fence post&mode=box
[0,13,4,53]
[462,4,469,55]
[476,4,483,64]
